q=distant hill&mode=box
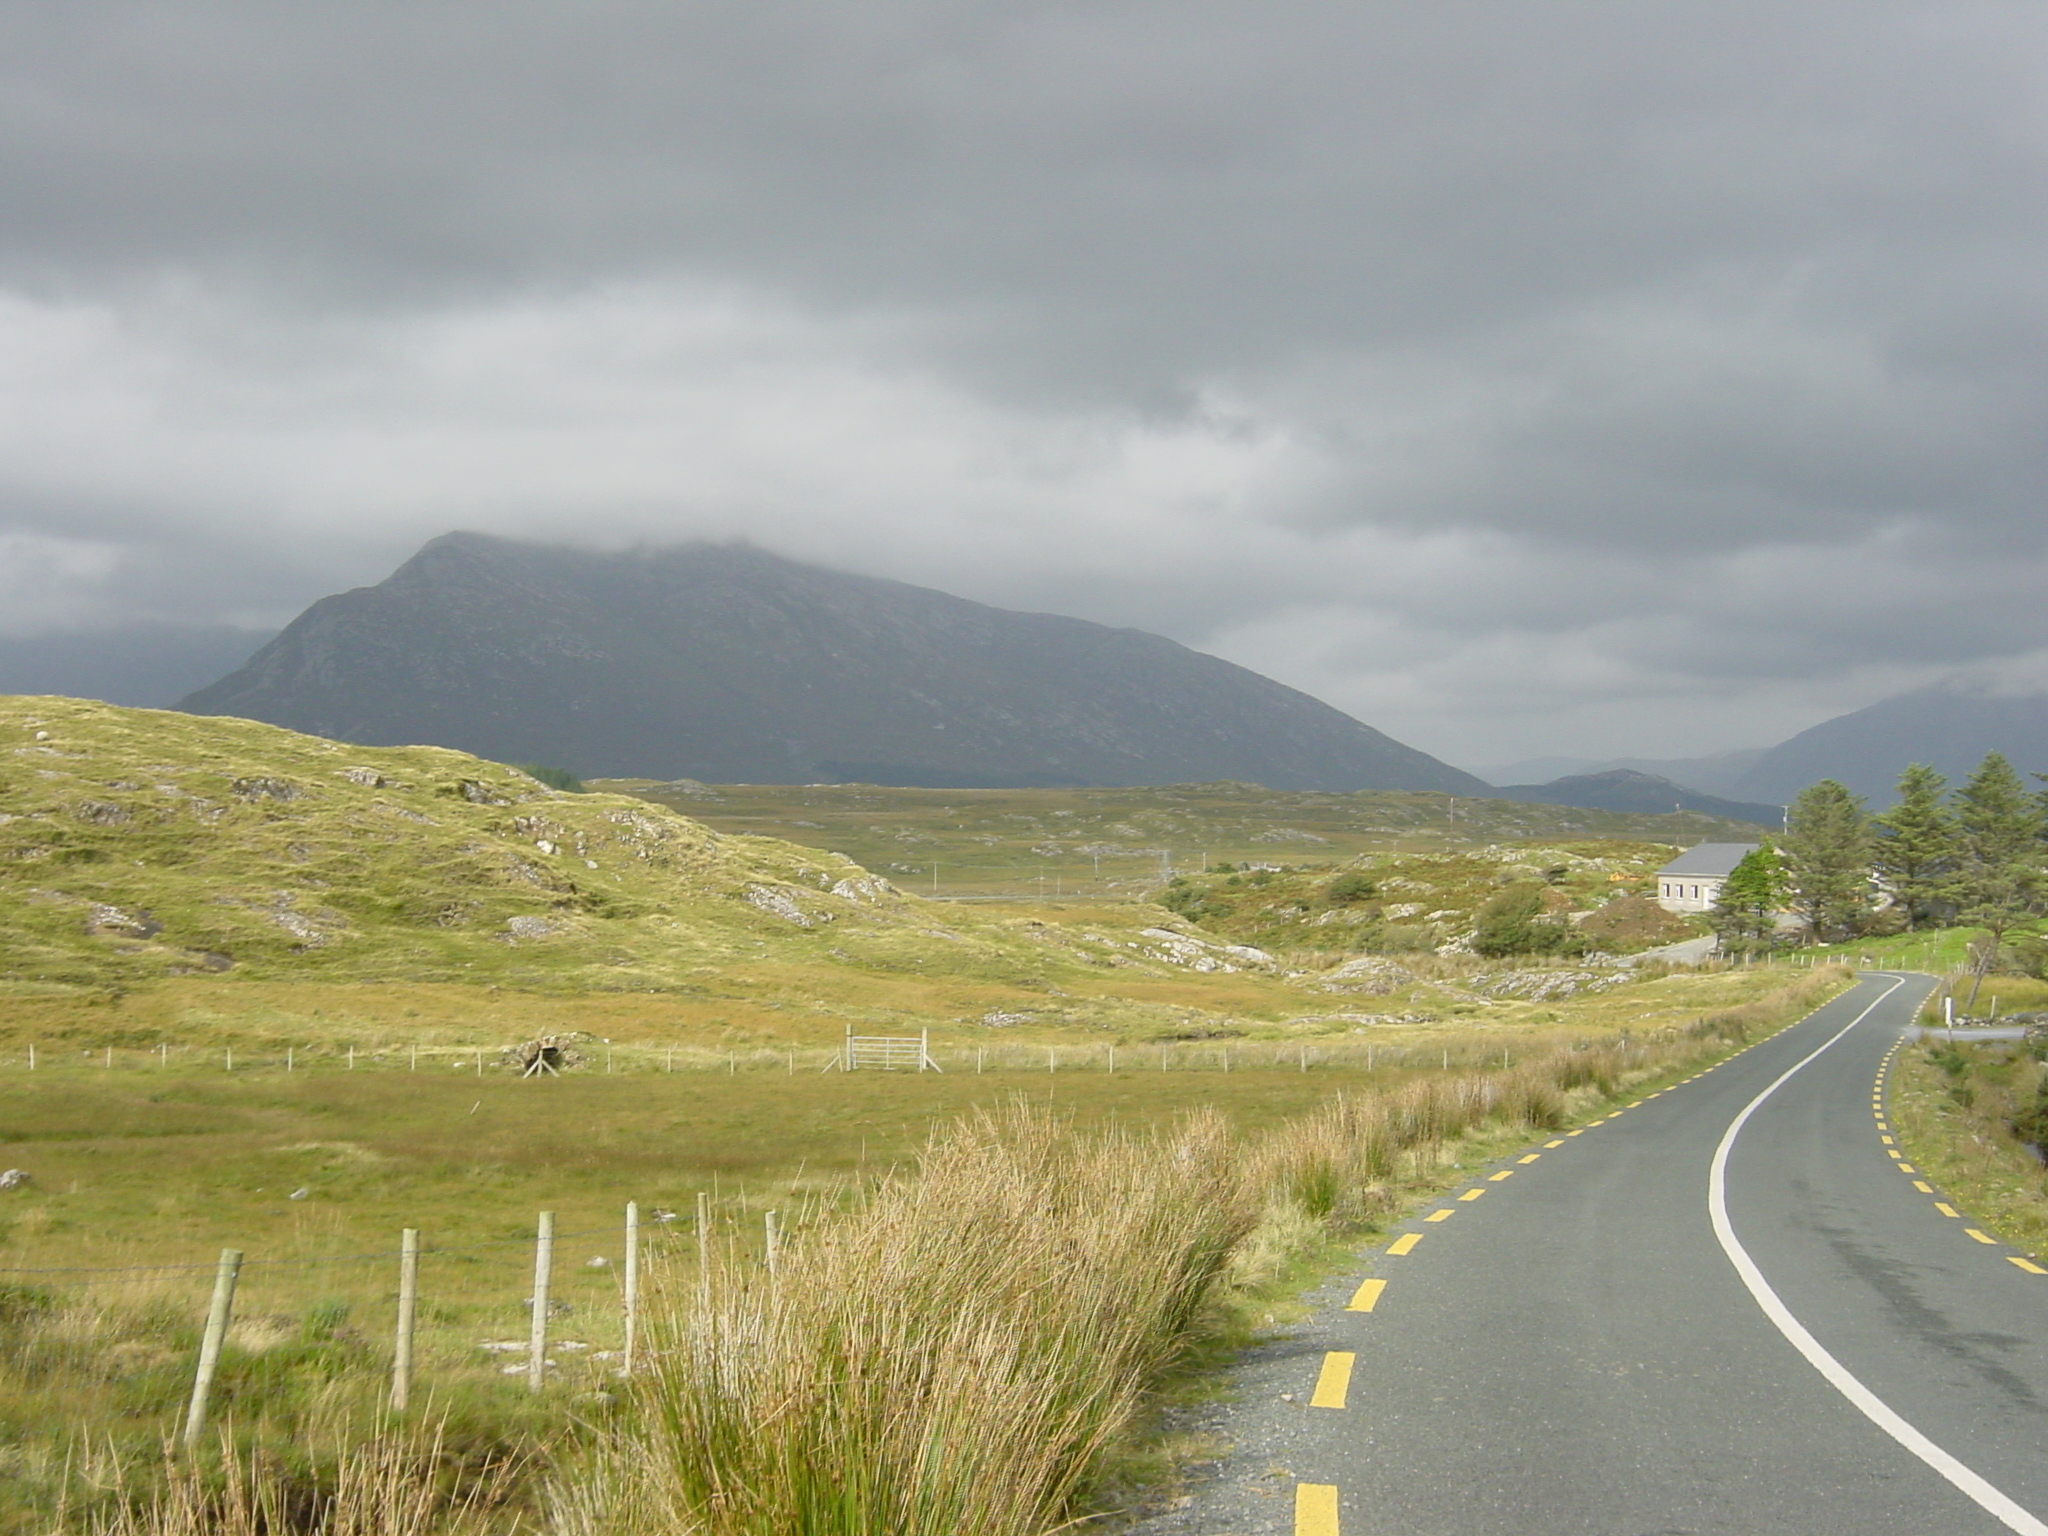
[1472,749,1766,799]
[178,533,1488,794]
[1732,681,2048,804]
[1490,768,1783,827]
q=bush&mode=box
[1323,871,1378,905]
[1472,883,1587,958]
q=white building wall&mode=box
[1656,877,1725,914]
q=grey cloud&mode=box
[0,1,2044,760]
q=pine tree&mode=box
[1949,751,2046,1008]
[1711,842,1789,951]
[1872,763,1956,931]
[1781,779,1873,942]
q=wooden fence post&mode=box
[622,1201,640,1378]
[182,1248,243,1452]
[527,1212,554,1393]
[696,1192,712,1311]
[765,1209,780,1276]
[392,1228,419,1410]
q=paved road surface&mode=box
[1137,973,2048,1535]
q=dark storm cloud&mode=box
[0,1,2043,761]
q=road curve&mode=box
[1136,972,2048,1536]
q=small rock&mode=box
[0,1169,31,1191]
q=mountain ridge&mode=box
[180,533,1489,795]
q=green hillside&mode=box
[0,696,1217,1000]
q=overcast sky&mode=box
[2,1,2044,768]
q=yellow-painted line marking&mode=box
[1489,1170,1514,1182]
[1346,1278,1385,1312]
[1913,1181,1933,1193]
[1567,1129,1586,1136]
[2010,1257,2047,1275]
[1519,1153,1541,1164]
[1887,1149,1902,1160]
[1898,1164,1916,1173]
[1967,1229,1997,1245]
[1310,1351,1356,1408]
[1387,1233,1422,1256]
[1458,1188,1485,1202]
[1627,1100,1643,1108]
[1881,1135,1894,1145]
[1544,1139,1564,1148]
[1425,1209,1454,1222]
[1295,1482,1339,1536]
[1935,1203,1960,1218]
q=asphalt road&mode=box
[1137,972,2048,1536]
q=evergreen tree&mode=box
[1781,779,1873,941]
[1872,763,1956,931]
[1949,751,2046,1008]
[1711,842,1790,950]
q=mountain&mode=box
[1732,680,2048,804]
[1471,748,1766,799]
[1488,768,1783,826]
[179,533,1487,794]
[0,624,275,708]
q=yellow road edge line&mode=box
[1881,1135,1894,1145]
[1458,1188,1485,1202]
[1310,1351,1356,1409]
[1544,1139,1564,1148]
[1913,1181,1933,1193]
[1425,1209,1454,1222]
[1295,1482,1339,1536]
[1966,1229,1997,1244]
[2010,1257,2047,1275]
[1489,1170,1514,1182]
[1566,1129,1586,1136]
[1519,1153,1542,1164]
[1898,1164,1917,1173]
[1387,1233,1422,1256]
[1346,1278,1386,1312]
[1935,1203,1960,1218]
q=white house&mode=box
[1655,843,1758,914]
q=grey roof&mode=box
[1657,843,1758,880]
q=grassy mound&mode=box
[0,697,1029,991]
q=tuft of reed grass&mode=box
[71,1420,510,1536]
[560,1107,1254,1536]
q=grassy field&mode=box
[601,778,1765,902]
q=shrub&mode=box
[1472,883,1587,958]
[1323,871,1378,905]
